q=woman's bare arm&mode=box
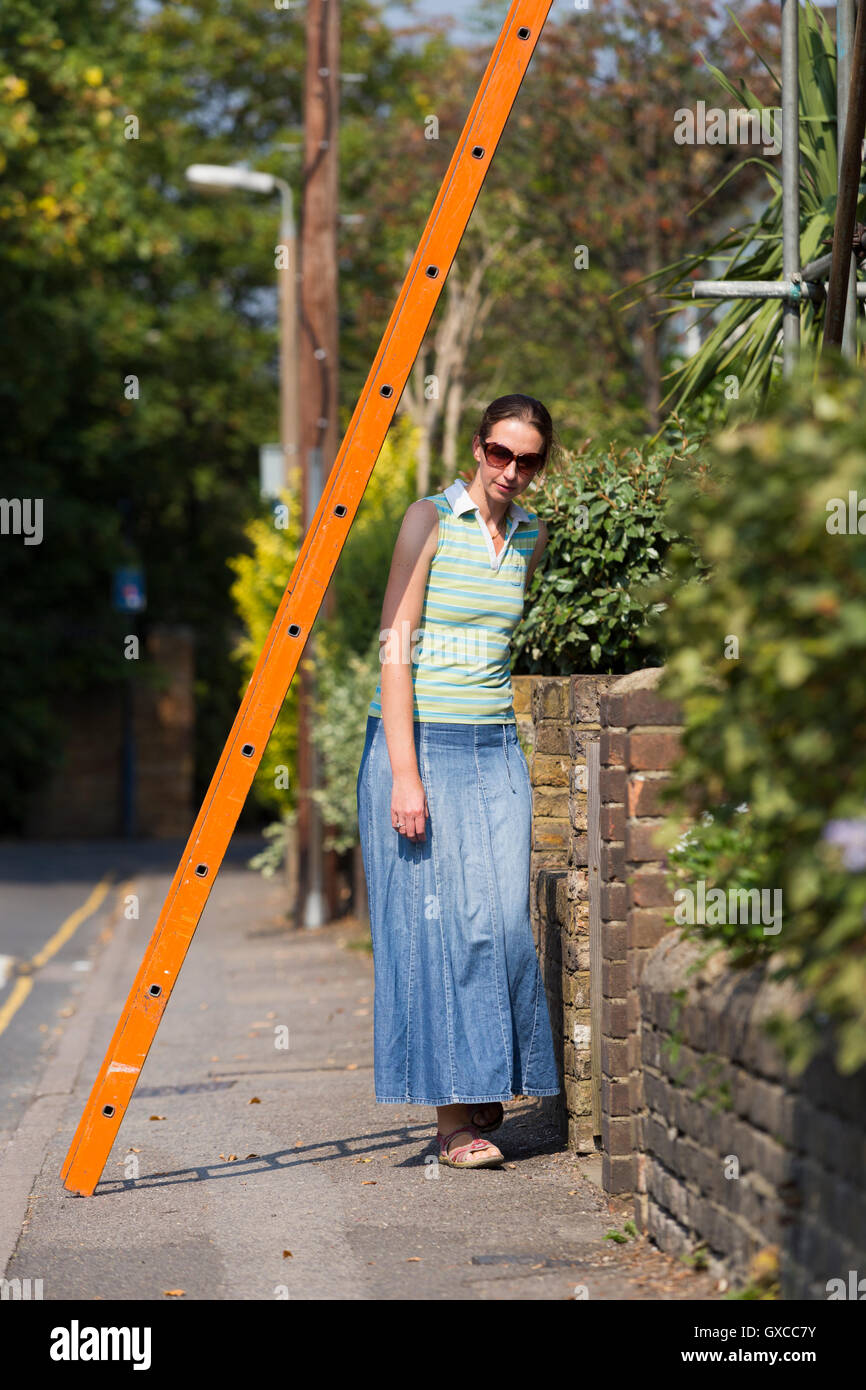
[377,498,439,839]
[525,517,548,587]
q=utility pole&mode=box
[824,0,866,350]
[297,0,340,928]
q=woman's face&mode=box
[471,417,546,502]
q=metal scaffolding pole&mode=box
[836,0,858,356]
[824,0,866,348]
[781,0,801,374]
[692,2,863,372]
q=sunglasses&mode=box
[481,439,545,477]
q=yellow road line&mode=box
[30,875,113,969]
[0,976,34,1036]
[0,874,114,1039]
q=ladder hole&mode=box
[241,743,255,757]
[471,146,485,160]
[379,384,394,398]
[195,863,209,878]
[287,623,301,637]
[334,504,347,517]
[518,26,531,40]
[148,983,162,997]
[102,1104,115,1118]
[425,265,439,278]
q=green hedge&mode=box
[646,360,866,1074]
[513,430,703,675]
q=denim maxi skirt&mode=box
[355,714,561,1106]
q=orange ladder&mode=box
[61,0,554,1196]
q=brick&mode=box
[601,842,625,880]
[563,971,590,1009]
[532,818,571,853]
[600,729,627,766]
[626,818,669,863]
[629,868,674,908]
[535,720,570,755]
[610,688,682,728]
[602,1075,632,1118]
[602,960,628,999]
[601,882,627,922]
[627,773,675,818]
[600,804,625,841]
[628,730,683,772]
[572,674,623,722]
[604,921,627,958]
[568,1115,598,1153]
[629,907,673,950]
[530,753,570,788]
[603,1154,636,1196]
[606,1115,635,1156]
[600,767,625,803]
[602,998,629,1038]
[534,678,568,719]
[602,1036,629,1078]
[533,787,570,819]
[511,676,532,715]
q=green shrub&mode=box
[513,428,704,675]
[645,359,866,1074]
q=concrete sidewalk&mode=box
[2,856,721,1301]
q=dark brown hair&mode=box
[474,393,560,476]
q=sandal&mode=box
[437,1123,504,1169]
[470,1102,504,1134]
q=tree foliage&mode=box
[645,358,866,1074]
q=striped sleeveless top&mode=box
[367,477,540,724]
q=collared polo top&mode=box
[367,477,540,724]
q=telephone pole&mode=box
[297,0,340,927]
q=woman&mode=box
[355,393,561,1170]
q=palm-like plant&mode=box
[629,1,859,415]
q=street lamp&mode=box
[185,163,299,489]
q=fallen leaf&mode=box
[407,1257,420,1262]
[249,1097,261,1104]
[163,1290,185,1297]
[266,1011,276,1019]
[219,1153,238,1162]
[245,1153,260,1159]
[149,1115,165,1121]
[199,1003,208,1011]
[345,1063,359,1071]
[294,1140,303,1148]
[128,1148,141,1154]
[352,1157,373,1164]
[361,1180,377,1186]
[282,1250,293,1259]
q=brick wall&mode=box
[598,667,683,1193]
[24,624,195,838]
[595,665,866,1295]
[641,934,866,1295]
[514,672,621,1151]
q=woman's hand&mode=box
[391,774,429,843]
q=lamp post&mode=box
[185,161,314,927]
[185,163,299,486]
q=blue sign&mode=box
[112,566,146,613]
